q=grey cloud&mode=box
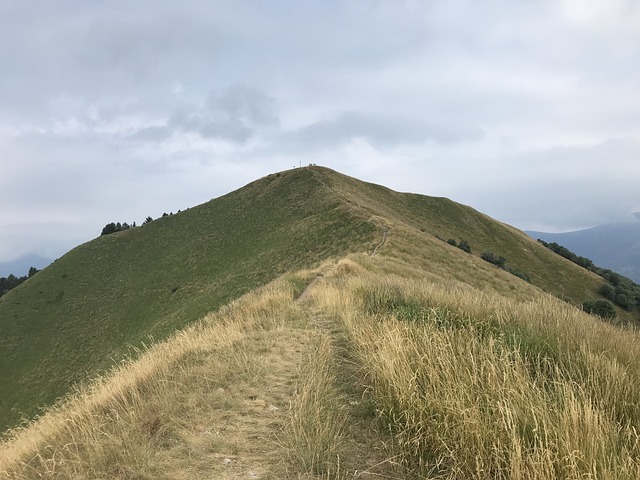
[128,86,278,143]
[433,139,640,231]
[281,111,483,152]
[128,125,173,142]
[208,86,279,127]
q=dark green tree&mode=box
[101,223,118,236]
[598,283,616,301]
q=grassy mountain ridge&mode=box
[0,168,376,433]
[0,166,629,437]
[310,167,611,309]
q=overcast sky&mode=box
[1,0,639,264]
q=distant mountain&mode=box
[0,254,52,278]
[526,222,640,283]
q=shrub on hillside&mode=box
[598,282,616,301]
[0,267,39,298]
[582,299,617,319]
[446,238,471,253]
[539,240,640,311]
[458,239,471,253]
[101,222,133,236]
[505,266,530,282]
[481,251,507,269]
[481,251,530,282]
[615,293,633,311]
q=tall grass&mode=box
[0,277,306,479]
[309,259,640,479]
[5,254,640,478]
[284,335,347,477]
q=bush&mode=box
[481,252,507,269]
[582,300,616,319]
[598,283,616,301]
[447,239,457,247]
[505,267,530,282]
[458,240,471,253]
[615,293,633,310]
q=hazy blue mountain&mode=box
[526,222,640,283]
[0,254,53,278]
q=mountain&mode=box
[526,222,640,283]
[0,168,376,432]
[0,254,52,278]
[3,166,640,478]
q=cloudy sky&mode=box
[1,0,639,265]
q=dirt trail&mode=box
[370,226,388,256]
[154,265,399,479]
[295,267,403,479]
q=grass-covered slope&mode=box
[4,257,640,479]
[0,168,376,433]
[311,167,623,314]
[0,166,630,435]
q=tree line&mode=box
[0,267,40,297]
[538,239,640,313]
[100,212,179,236]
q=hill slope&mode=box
[0,166,630,435]
[4,256,640,478]
[0,168,376,432]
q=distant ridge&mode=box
[526,222,640,283]
[0,254,52,278]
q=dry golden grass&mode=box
[284,335,347,477]
[308,256,640,479]
[0,277,315,479]
[4,253,640,479]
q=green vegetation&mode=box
[481,250,507,268]
[100,221,135,235]
[309,167,610,314]
[447,238,472,253]
[481,251,531,282]
[0,168,376,433]
[582,299,617,319]
[539,239,640,311]
[0,267,39,297]
[6,256,640,478]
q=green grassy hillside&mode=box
[310,167,624,313]
[0,168,376,433]
[0,166,628,435]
